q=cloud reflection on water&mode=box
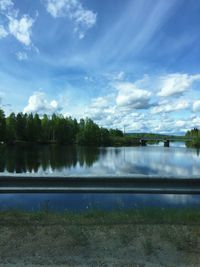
[0,144,200,177]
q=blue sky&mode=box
[1,0,200,134]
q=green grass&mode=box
[0,207,200,226]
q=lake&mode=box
[0,142,199,177]
[0,142,200,211]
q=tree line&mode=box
[0,109,127,146]
[185,128,200,147]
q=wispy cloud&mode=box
[87,0,178,68]
[0,25,8,38]
[8,15,35,46]
[104,71,125,81]
[0,0,36,46]
[45,0,97,39]
[0,0,13,12]
[16,51,28,61]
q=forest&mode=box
[1,108,196,147]
[185,128,200,147]
[0,109,139,146]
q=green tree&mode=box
[26,114,35,142]
[16,113,27,141]
[72,118,79,140]
[109,129,124,137]
[51,113,58,141]
[0,109,6,142]
[55,116,72,144]
[100,128,111,146]
[6,112,16,143]
[41,114,51,142]
[0,107,126,146]
[77,118,101,146]
[185,128,200,147]
[33,114,41,142]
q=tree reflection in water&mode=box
[0,144,101,174]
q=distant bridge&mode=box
[139,137,193,147]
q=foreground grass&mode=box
[0,207,200,226]
[1,208,200,266]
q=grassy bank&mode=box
[1,207,200,226]
[0,208,200,266]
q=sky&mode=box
[1,0,200,134]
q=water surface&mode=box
[0,143,199,177]
[1,143,200,211]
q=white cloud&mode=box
[192,100,200,112]
[84,93,149,132]
[190,116,200,129]
[105,71,125,81]
[46,0,72,17]
[80,72,200,134]
[50,100,59,109]
[151,99,189,114]
[82,73,200,133]
[16,51,28,61]
[90,96,110,109]
[0,25,8,38]
[144,116,189,134]
[84,94,193,134]
[174,120,186,128]
[115,71,125,81]
[0,0,36,46]
[8,15,34,46]
[158,73,200,97]
[115,82,152,109]
[0,0,13,11]
[85,95,113,122]
[45,0,97,38]
[85,95,114,123]
[23,91,63,114]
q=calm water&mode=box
[0,142,199,177]
[1,143,200,211]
